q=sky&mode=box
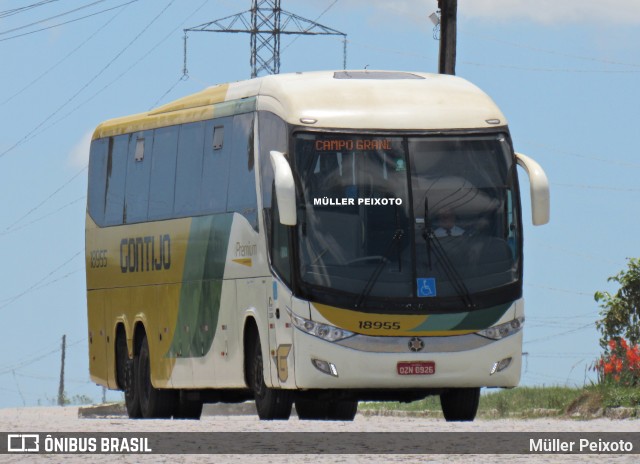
[1,0,639,409]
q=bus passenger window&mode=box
[148,126,178,220]
[104,135,128,226]
[88,138,108,225]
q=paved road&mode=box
[0,406,638,463]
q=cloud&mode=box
[68,131,92,169]
[342,0,640,25]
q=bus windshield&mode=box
[293,132,520,311]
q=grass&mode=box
[359,385,640,419]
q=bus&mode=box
[85,70,549,421]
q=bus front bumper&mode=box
[292,329,522,389]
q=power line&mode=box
[281,0,339,52]
[1,5,128,107]
[0,250,83,313]
[0,1,61,19]
[523,322,595,345]
[461,60,640,74]
[149,75,187,110]
[528,311,600,321]
[0,0,108,36]
[521,140,640,169]
[464,32,640,69]
[2,166,87,234]
[0,0,139,43]
[1,197,86,237]
[0,0,176,160]
[525,283,593,297]
[347,39,637,74]
[146,0,211,109]
[552,182,640,192]
[29,0,209,119]
[0,337,86,375]
[528,239,624,267]
[185,0,347,78]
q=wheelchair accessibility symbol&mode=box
[417,278,436,297]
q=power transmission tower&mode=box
[184,0,347,78]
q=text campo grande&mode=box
[313,197,403,206]
[529,438,633,453]
[41,435,151,453]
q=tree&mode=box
[594,257,640,349]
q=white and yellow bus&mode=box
[86,70,549,421]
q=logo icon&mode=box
[408,337,425,352]
[7,434,39,453]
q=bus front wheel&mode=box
[440,387,480,422]
[295,398,358,421]
[137,334,176,419]
[248,335,292,420]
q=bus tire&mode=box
[329,400,358,421]
[116,330,141,419]
[296,399,358,421]
[174,392,203,420]
[440,387,480,422]
[248,335,292,420]
[137,334,176,419]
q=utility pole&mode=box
[438,0,457,75]
[57,334,66,406]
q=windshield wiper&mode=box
[354,229,404,309]
[422,194,475,309]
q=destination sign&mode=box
[314,139,393,151]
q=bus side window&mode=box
[201,118,231,215]
[227,113,258,230]
[104,135,129,226]
[88,138,108,225]
[124,131,153,223]
[148,126,179,221]
[175,122,206,217]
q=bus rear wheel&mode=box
[116,331,141,419]
[440,387,480,422]
[295,398,358,421]
[137,334,176,419]
[248,335,292,420]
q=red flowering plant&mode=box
[594,337,640,386]
[593,258,640,386]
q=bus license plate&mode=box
[397,361,435,375]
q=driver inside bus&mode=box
[434,209,465,238]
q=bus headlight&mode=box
[477,317,524,340]
[288,310,355,342]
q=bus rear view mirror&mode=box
[270,150,297,226]
[515,152,550,226]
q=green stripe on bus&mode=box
[167,214,233,358]
[410,303,511,332]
